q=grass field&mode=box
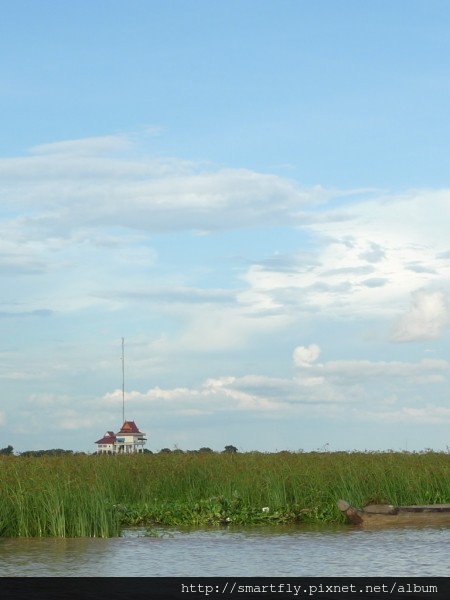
[1,450,450,537]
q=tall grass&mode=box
[1,450,450,537]
[0,455,120,537]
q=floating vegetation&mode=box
[1,450,450,537]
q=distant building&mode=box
[95,430,116,454]
[95,421,146,454]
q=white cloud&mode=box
[391,289,450,342]
[237,192,450,324]
[93,351,450,422]
[7,346,449,450]
[0,134,334,325]
[0,135,322,236]
[99,377,282,414]
[175,303,292,353]
[360,405,450,425]
[4,134,450,451]
[27,393,71,407]
[293,352,449,384]
[29,134,135,156]
[4,134,450,334]
[293,344,321,367]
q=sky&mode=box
[2,0,450,453]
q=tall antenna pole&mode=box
[121,337,125,424]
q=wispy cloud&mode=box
[359,406,450,425]
[1,135,324,238]
[0,309,53,319]
[29,134,136,156]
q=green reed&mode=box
[1,450,450,537]
[0,455,120,537]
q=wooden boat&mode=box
[337,499,450,528]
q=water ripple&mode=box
[0,525,449,576]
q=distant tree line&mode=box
[158,445,238,454]
[0,447,87,457]
[20,449,82,457]
[0,444,239,456]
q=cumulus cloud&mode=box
[9,345,448,449]
[100,376,282,414]
[94,350,450,427]
[239,223,450,324]
[391,289,450,342]
[292,344,321,367]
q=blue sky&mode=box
[2,1,450,453]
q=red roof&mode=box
[95,431,116,444]
[95,423,144,445]
[117,420,141,434]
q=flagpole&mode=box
[122,337,125,424]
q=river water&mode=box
[0,524,449,577]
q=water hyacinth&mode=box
[1,450,450,537]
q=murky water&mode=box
[0,524,449,577]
